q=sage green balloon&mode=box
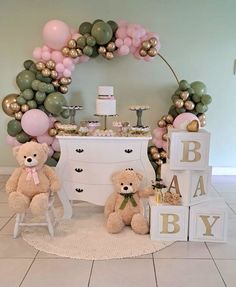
[16,131,30,143]
[191,81,207,96]
[60,109,70,119]
[31,79,41,91]
[201,94,212,105]
[46,157,58,167]
[36,72,51,83]
[52,151,60,161]
[187,87,195,95]
[107,20,118,33]
[91,21,113,45]
[176,107,186,114]
[29,63,37,74]
[24,60,34,70]
[168,105,178,118]
[35,91,46,104]
[44,92,66,115]
[86,35,96,47]
[83,45,93,56]
[93,19,103,25]
[196,103,208,113]
[16,70,36,91]
[77,36,86,49]
[79,22,92,35]
[7,120,22,136]
[46,83,54,94]
[91,46,99,58]
[179,80,190,91]
[192,94,201,103]
[16,96,26,106]
[27,100,37,109]
[22,89,34,100]
[38,82,48,93]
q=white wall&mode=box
[0,0,236,169]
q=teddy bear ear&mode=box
[13,146,21,157]
[111,171,120,182]
[135,172,143,181]
[41,143,49,155]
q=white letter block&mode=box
[189,199,228,242]
[161,163,211,206]
[168,129,210,170]
[149,197,189,241]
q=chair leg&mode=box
[45,211,54,237]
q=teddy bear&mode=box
[5,141,60,216]
[104,169,153,235]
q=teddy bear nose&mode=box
[27,158,32,163]
[123,186,128,190]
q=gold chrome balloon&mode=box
[59,85,68,94]
[152,152,161,160]
[21,104,29,112]
[174,98,184,108]
[200,119,206,127]
[198,113,206,121]
[53,121,61,129]
[149,37,158,47]
[106,52,114,60]
[162,133,168,141]
[46,60,56,70]
[10,102,21,112]
[60,77,68,85]
[2,94,18,117]
[62,47,70,56]
[139,48,147,57]
[41,68,51,77]
[52,80,60,88]
[36,62,45,71]
[180,91,189,101]
[48,128,58,137]
[147,47,157,57]
[50,70,58,79]
[69,49,78,58]
[67,77,72,85]
[160,151,167,158]
[158,119,167,128]
[184,100,195,111]
[98,46,106,54]
[141,40,151,50]
[76,48,83,56]
[67,39,77,49]
[107,42,116,52]
[149,146,158,155]
[156,159,163,165]
[166,114,174,124]
[14,111,23,120]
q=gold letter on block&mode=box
[200,215,220,236]
[168,175,181,195]
[181,141,201,162]
[193,176,206,197]
[160,214,180,234]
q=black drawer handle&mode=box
[75,168,83,173]
[75,188,83,193]
[76,149,84,153]
[124,149,133,153]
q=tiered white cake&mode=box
[96,86,116,116]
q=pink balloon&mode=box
[43,20,71,50]
[115,38,123,48]
[162,141,168,151]
[48,146,54,157]
[132,38,141,48]
[173,112,200,130]
[21,109,50,137]
[56,63,65,73]
[6,135,21,147]
[37,133,54,145]
[116,19,128,27]
[63,69,71,77]
[63,57,73,68]
[32,47,42,60]
[42,51,51,61]
[52,138,60,152]
[118,45,130,56]
[144,55,153,62]
[42,45,51,52]
[51,51,64,63]
[79,55,90,63]
[152,127,166,139]
[152,138,163,149]
[72,33,81,40]
[116,27,127,39]
[124,37,132,47]
[130,46,137,54]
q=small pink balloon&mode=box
[52,138,60,152]
[127,26,135,37]
[162,141,168,151]
[63,57,73,68]
[79,55,90,63]
[116,19,127,27]
[132,30,142,39]
[70,63,75,71]
[42,20,71,50]
[42,45,51,52]
[118,45,130,56]
[152,138,163,149]
[56,63,65,73]
[48,146,54,157]
[42,51,51,61]
[72,33,81,40]
[73,57,80,64]
[133,50,142,59]
[63,69,71,77]
[144,55,153,62]
[124,37,132,47]
[173,112,200,130]
[132,38,141,48]
[51,51,64,63]
[37,133,54,146]
[6,135,21,147]
[130,46,137,54]
[115,38,123,48]
[32,47,42,60]
[152,127,166,139]
[116,27,127,39]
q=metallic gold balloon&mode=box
[158,119,167,128]
[46,60,56,70]
[156,159,163,165]
[76,48,83,57]
[167,124,173,130]
[53,121,61,129]
[21,104,29,112]
[184,100,195,111]
[149,37,158,47]
[59,85,68,94]
[166,114,174,124]
[67,39,77,49]
[98,46,106,54]
[105,52,114,60]
[62,47,70,56]
[69,49,78,58]
[2,94,18,117]
[59,77,68,85]
[200,120,206,127]
[141,40,151,50]
[198,113,206,121]
[50,70,58,79]
[180,91,189,101]
[10,102,21,112]
[147,47,157,57]
[149,146,158,155]
[161,115,167,122]
[174,98,184,108]
[52,80,60,88]
[41,68,51,77]
[152,152,161,160]
[160,151,167,158]
[48,128,58,137]
[139,48,147,57]
[67,77,72,85]
[36,62,45,71]
[162,133,168,141]
[14,111,23,120]
[107,42,116,52]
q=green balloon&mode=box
[107,20,118,33]
[171,94,179,103]
[35,91,46,103]
[192,94,201,103]
[91,21,113,45]
[16,131,30,143]
[16,70,36,91]
[77,36,86,49]
[31,79,41,91]
[91,46,99,58]
[196,103,208,113]
[79,22,92,35]
[168,105,178,118]
[83,45,93,56]
[29,63,37,74]
[27,100,37,109]
[201,94,212,105]
[38,82,48,93]
[46,157,58,167]
[175,89,181,96]
[187,87,195,95]
[36,72,51,83]
[179,80,190,91]
[7,120,22,136]
[46,83,55,94]
[24,60,34,70]
[22,89,34,100]
[38,105,49,114]
[191,81,207,96]
[176,107,186,114]
[44,92,66,115]
[52,151,60,161]
[60,109,70,119]
[93,19,103,25]
[86,35,96,46]
[16,96,26,106]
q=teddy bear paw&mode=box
[8,192,30,213]
[107,212,125,234]
[50,182,60,193]
[131,213,149,235]
[30,193,49,216]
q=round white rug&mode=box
[22,202,173,260]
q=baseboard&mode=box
[1,166,236,176]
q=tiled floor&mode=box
[0,175,235,287]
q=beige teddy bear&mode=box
[6,141,60,216]
[104,169,151,235]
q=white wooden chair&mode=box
[13,191,56,238]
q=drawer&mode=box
[62,161,144,185]
[67,140,142,162]
[63,181,113,206]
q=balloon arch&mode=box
[1,19,212,167]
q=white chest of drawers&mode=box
[56,135,155,218]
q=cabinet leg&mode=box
[57,188,73,219]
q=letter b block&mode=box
[168,129,210,170]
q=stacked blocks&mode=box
[149,129,228,242]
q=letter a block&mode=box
[168,129,210,170]
[189,199,228,242]
[161,163,211,206]
[149,197,189,241]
